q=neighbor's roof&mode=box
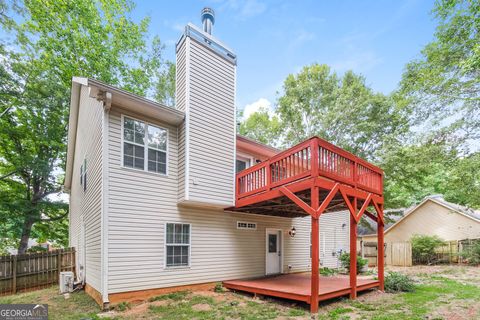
[361,195,480,237]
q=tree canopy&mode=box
[0,0,174,253]
[239,0,480,210]
[400,0,480,149]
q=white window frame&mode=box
[121,114,169,176]
[237,221,257,230]
[82,158,87,192]
[164,222,191,269]
[236,152,254,173]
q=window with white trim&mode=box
[166,223,190,267]
[123,116,167,174]
[80,158,87,192]
[237,221,257,230]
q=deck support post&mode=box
[310,186,320,314]
[377,203,385,291]
[349,197,357,299]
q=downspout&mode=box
[99,90,111,310]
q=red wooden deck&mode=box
[223,273,379,303]
[227,136,385,313]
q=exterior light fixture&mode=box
[289,227,296,238]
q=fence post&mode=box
[57,249,62,281]
[12,255,17,294]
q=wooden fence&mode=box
[360,241,413,267]
[0,248,75,296]
[361,238,480,267]
[386,242,412,267]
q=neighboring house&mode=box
[361,195,480,243]
[65,18,351,307]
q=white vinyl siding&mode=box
[106,108,324,294]
[176,36,236,206]
[175,37,187,203]
[319,211,350,268]
[68,85,103,292]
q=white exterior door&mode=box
[266,229,282,275]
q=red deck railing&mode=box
[236,137,383,200]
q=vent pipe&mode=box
[201,7,215,35]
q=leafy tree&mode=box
[0,0,171,253]
[275,64,409,159]
[238,107,282,146]
[400,0,480,146]
[379,138,456,208]
[155,61,176,106]
[443,152,480,208]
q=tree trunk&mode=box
[17,217,35,254]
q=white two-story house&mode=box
[65,11,353,309]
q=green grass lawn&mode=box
[0,286,101,320]
[0,266,479,319]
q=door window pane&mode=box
[236,159,247,173]
[268,234,277,253]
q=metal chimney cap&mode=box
[201,7,215,24]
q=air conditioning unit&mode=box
[59,271,74,293]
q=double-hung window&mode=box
[165,223,190,267]
[123,116,167,174]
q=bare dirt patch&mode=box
[191,303,212,311]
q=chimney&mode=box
[176,9,237,207]
[201,7,215,34]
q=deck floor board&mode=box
[223,273,379,304]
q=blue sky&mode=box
[135,0,437,116]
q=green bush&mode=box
[26,245,48,253]
[460,241,480,265]
[115,301,131,311]
[319,267,336,276]
[411,234,445,264]
[384,271,415,293]
[214,283,225,293]
[339,252,368,274]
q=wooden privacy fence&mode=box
[361,239,480,267]
[0,248,75,296]
[360,241,412,267]
[386,242,412,267]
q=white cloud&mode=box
[242,98,274,119]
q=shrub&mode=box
[384,271,415,293]
[411,234,445,264]
[115,301,131,311]
[26,245,48,253]
[460,241,480,265]
[319,267,336,276]
[339,252,368,273]
[214,283,225,293]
